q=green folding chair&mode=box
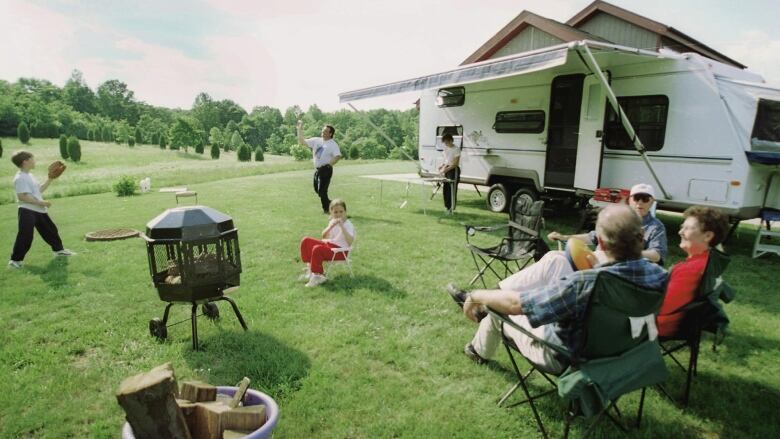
[487,271,667,438]
[658,247,735,406]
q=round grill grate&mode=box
[85,228,140,242]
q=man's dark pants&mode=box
[444,167,460,211]
[313,164,333,213]
[11,208,64,261]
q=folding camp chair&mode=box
[487,271,667,438]
[465,193,548,287]
[658,248,735,406]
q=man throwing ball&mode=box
[297,120,342,214]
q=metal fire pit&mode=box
[142,205,248,349]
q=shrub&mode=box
[195,140,204,154]
[349,144,360,160]
[151,131,160,145]
[128,137,135,147]
[237,143,251,161]
[18,121,30,144]
[254,147,264,162]
[135,127,143,145]
[159,135,167,149]
[0,139,3,158]
[230,131,243,151]
[67,136,82,162]
[113,175,137,197]
[210,143,220,159]
[59,134,69,159]
[290,144,310,161]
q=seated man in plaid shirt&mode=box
[458,204,667,373]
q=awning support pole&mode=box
[576,42,672,199]
[347,103,417,162]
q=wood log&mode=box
[180,381,217,403]
[190,401,231,439]
[116,363,191,439]
[222,429,253,439]
[228,377,251,409]
[222,405,266,432]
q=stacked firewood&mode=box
[116,363,266,439]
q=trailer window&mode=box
[493,111,545,133]
[751,99,780,149]
[604,95,668,151]
[437,87,465,107]
[436,126,463,151]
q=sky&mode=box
[1,0,778,112]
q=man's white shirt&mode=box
[305,137,341,168]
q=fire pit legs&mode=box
[191,305,199,350]
[213,296,249,331]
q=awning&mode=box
[338,45,569,103]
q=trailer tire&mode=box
[487,184,510,212]
[513,187,538,205]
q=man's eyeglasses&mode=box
[632,194,652,203]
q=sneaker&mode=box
[305,273,327,287]
[53,249,76,257]
[7,260,22,269]
[446,283,468,309]
[464,343,487,364]
[298,271,312,281]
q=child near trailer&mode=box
[299,199,355,287]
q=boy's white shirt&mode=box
[14,171,47,213]
[325,219,355,250]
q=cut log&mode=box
[116,363,191,439]
[228,377,251,409]
[222,429,253,439]
[190,401,231,439]
[180,381,217,403]
[222,405,266,431]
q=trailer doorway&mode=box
[545,74,585,188]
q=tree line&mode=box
[0,70,419,160]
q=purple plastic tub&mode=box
[122,386,279,439]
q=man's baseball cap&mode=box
[630,183,655,198]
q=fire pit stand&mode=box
[143,205,249,350]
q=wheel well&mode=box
[487,176,536,193]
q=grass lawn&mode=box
[0,144,778,438]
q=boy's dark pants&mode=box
[10,208,64,261]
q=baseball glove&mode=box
[48,160,67,179]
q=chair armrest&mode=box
[508,220,540,237]
[486,307,573,362]
[465,224,509,233]
[331,247,350,254]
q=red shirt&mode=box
[657,251,709,337]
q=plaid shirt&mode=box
[588,214,668,265]
[518,258,668,355]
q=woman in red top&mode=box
[657,206,729,337]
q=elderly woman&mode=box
[657,205,729,337]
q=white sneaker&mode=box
[298,271,312,281]
[305,274,327,287]
[53,249,76,257]
[7,260,22,269]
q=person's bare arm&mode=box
[547,231,591,242]
[296,120,308,147]
[642,249,661,263]
[39,178,52,193]
[463,289,522,322]
[18,193,51,208]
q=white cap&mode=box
[630,183,655,198]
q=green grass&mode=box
[0,137,313,204]
[0,144,778,438]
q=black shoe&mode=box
[464,343,487,364]
[446,283,468,309]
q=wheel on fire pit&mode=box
[202,302,220,320]
[149,318,168,340]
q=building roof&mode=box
[461,0,745,69]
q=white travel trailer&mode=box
[340,41,780,219]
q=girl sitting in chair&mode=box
[299,199,355,287]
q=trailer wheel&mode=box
[202,302,220,320]
[149,318,167,340]
[487,184,509,212]
[513,187,538,205]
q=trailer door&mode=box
[545,74,585,188]
[573,75,606,191]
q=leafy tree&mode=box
[135,127,143,145]
[210,143,220,159]
[353,138,386,159]
[290,144,310,161]
[128,137,135,147]
[96,79,138,123]
[17,121,30,144]
[254,146,264,161]
[195,139,204,154]
[209,127,223,149]
[267,133,288,155]
[225,120,239,139]
[237,143,251,161]
[62,70,97,114]
[67,136,81,162]
[59,134,69,159]
[159,134,167,149]
[230,130,244,151]
[191,92,221,133]
[114,121,131,144]
[102,126,113,143]
[349,144,360,160]
[169,117,200,153]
